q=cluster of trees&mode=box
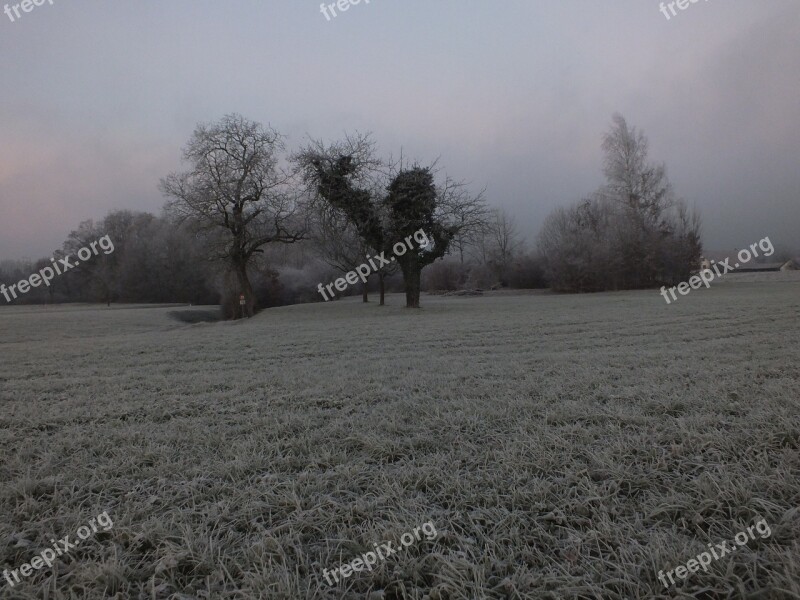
[538,114,702,292]
[295,135,492,308]
[159,116,524,316]
[0,211,218,306]
[1,113,705,316]
[1,116,526,314]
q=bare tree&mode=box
[161,114,305,318]
[312,203,376,302]
[601,113,701,288]
[438,179,491,265]
[601,113,677,235]
[538,114,702,292]
[485,208,523,286]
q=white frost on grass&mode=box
[0,281,798,598]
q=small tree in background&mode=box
[484,208,523,287]
[312,202,378,303]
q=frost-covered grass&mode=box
[1,278,799,599]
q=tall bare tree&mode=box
[538,114,701,292]
[484,208,523,286]
[602,113,674,221]
[161,114,305,318]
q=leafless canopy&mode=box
[161,114,306,263]
[160,114,306,317]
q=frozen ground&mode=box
[1,276,799,599]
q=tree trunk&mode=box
[402,263,422,308]
[362,282,369,303]
[379,272,386,306]
[233,260,256,319]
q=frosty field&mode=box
[1,278,799,599]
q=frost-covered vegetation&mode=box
[537,115,702,293]
[1,276,799,599]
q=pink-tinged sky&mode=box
[1,0,798,261]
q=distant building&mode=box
[736,262,791,273]
[780,259,797,271]
[698,253,797,273]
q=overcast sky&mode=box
[1,0,798,261]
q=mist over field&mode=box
[1,1,799,599]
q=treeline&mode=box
[0,206,541,308]
[0,212,216,306]
[1,114,702,313]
